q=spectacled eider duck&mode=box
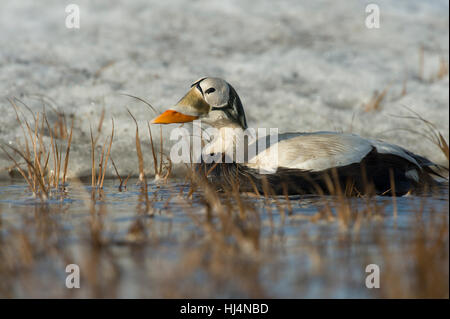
[151,77,446,196]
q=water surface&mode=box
[0,179,448,298]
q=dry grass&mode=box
[389,106,449,163]
[110,157,131,191]
[364,87,389,112]
[365,47,448,113]
[377,209,449,298]
[1,98,73,200]
[0,96,448,298]
[418,46,449,83]
[89,117,114,194]
[0,169,447,298]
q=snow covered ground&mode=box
[0,0,448,179]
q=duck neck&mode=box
[202,123,246,163]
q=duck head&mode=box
[151,77,248,129]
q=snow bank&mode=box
[0,0,448,179]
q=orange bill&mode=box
[151,110,198,124]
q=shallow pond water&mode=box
[0,178,448,298]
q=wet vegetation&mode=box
[0,98,448,298]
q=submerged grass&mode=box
[89,117,114,195]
